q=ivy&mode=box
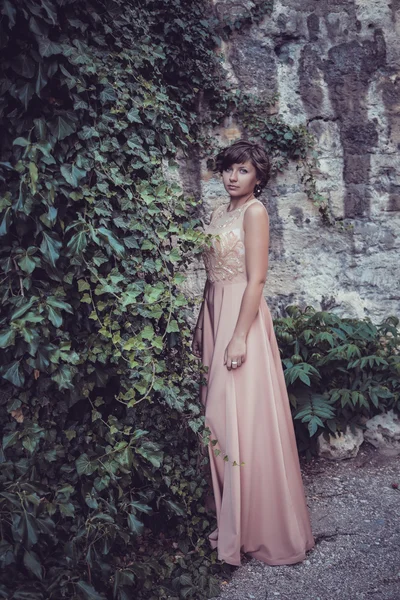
[0,1,228,598]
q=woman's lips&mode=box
[228,185,239,189]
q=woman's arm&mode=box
[224,203,270,369]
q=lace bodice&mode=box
[202,198,262,284]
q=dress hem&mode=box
[212,539,315,567]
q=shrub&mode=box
[274,306,400,454]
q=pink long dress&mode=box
[200,198,315,567]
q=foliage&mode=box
[296,153,338,227]
[236,92,312,165]
[274,306,400,455]
[235,94,337,226]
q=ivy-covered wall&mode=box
[187,0,400,322]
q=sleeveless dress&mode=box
[200,198,315,567]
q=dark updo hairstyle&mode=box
[214,139,271,197]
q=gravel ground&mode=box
[214,443,400,600]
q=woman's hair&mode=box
[214,139,271,196]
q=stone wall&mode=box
[182,0,400,322]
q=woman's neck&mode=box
[227,192,256,212]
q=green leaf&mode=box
[127,513,144,536]
[78,279,90,292]
[131,429,148,441]
[180,121,189,134]
[141,325,154,340]
[308,416,323,437]
[35,62,48,94]
[2,430,19,450]
[11,54,36,78]
[18,253,37,274]
[167,248,181,262]
[66,230,87,256]
[48,112,78,140]
[123,235,139,249]
[298,371,311,386]
[22,436,37,454]
[127,108,142,123]
[23,550,43,580]
[40,231,61,266]
[0,207,11,236]
[29,162,38,193]
[23,512,39,546]
[37,37,63,57]
[113,570,135,599]
[85,494,98,509]
[76,453,97,476]
[47,306,62,327]
[47,297,73,312]
[1,360,25,387]
[97,227,125,257]
[40,0,58,25]
[11,296,37,320]
[52,365,74,390]
[99,86,117,104]
[59,502,75,517]
[76,581,105,600]
[34,117,47,140]
[60,163,86,187]
[118,446,133,469]
[136,441,163,467]
[1,0,16,28]
[141,239,154,251]
[130,501,152,514]
[39,205,58,228]
[144,283,164,303]
[15,81,35,110]
[164,499,186,517]
[0,328,15,348]
[13,137,30,147]
[166,319,179,333]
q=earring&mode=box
[254,184,262,197]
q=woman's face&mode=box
[221,160,260,198]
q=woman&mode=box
[192,140,315,567]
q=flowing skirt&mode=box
[200,280,315,566]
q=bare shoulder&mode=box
[243,201,269,228]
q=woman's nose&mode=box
[229,171,237,181]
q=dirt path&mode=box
[214,444,400,600]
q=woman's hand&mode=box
[224,334,246,370]
[191,327,203,358]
